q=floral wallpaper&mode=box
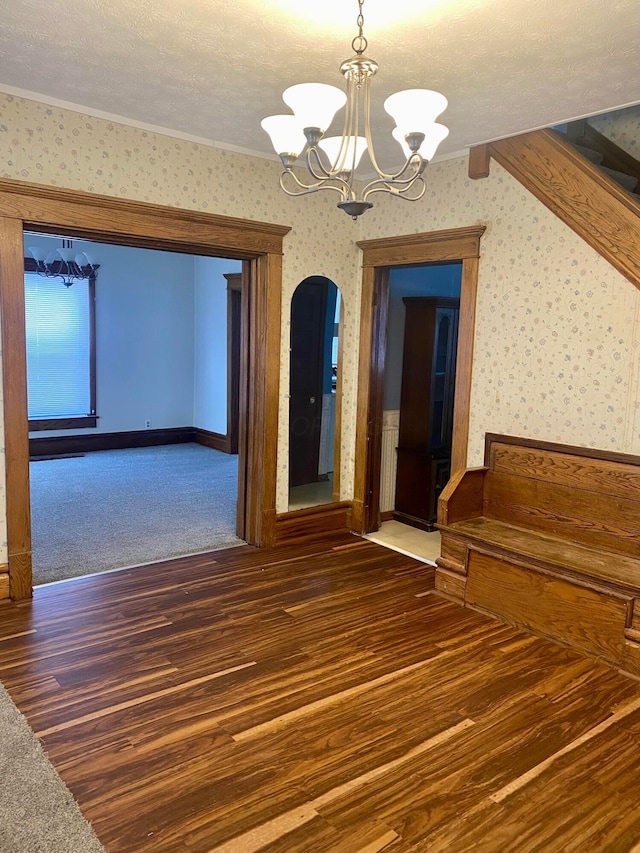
[361,157,638,466]
[590,105,640,162]
[0,92,361,524]
[0,90,639,565]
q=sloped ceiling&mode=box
[1,0,640,168]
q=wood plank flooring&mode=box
[1,534,640,851]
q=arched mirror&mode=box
[288,276,342,510]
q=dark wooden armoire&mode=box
[393,296,459,531]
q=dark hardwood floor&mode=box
[1,535,640,851]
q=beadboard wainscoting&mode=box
[380,410,400,514]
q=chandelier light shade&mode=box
[392,123,450,162]
[282,84,347,135]
[259,115,307,158]
[28,239,98,287]
[383,89,449,134]
[261,0,449,219]
[318,135,368,172]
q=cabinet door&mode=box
[394,297,459,531]
[430,306,459,452]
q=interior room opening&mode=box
[366,260,462,565]
[24,231,246,584]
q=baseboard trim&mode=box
[29,427,195,457]
[0,569,9,600]
[275,502,352,545]
[350,498,366,535]
[380,510,394,522]
[392,510,437,532]
[194,428,229,453]
[434,566,466,602]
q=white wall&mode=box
[193,256,242,434]
[25,234,196,436]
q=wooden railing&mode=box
[469,129,640,291]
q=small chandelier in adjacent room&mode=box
[261,0,449,219]
[28,239,98,287]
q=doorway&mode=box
[25,233,246,583]
[0,179,289,600]
[382,263,462,531]
[363,262,462,565]
[352,226,485,536]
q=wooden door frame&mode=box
[352,226,486,534]
[224,271,242,456]
[0,178,290,600]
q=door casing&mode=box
[352,226,486,534]
[0,177,290,599]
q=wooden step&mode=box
[465,548,633,668]
[624,627,640,644]
[567,136,638,193]
[600,164,639,193]
[573,141,604,165]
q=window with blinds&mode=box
[24,273,96,429]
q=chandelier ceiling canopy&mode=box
[261,0,449,219]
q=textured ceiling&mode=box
[1,0,640,169]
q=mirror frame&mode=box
[288,275,342,510]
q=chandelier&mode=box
[261,0,449,219]
[28,239,98,287]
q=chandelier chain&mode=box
[351,0,368,54]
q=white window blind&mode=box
[24,273,92,419]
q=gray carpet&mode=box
[0,682,105,852]
[30,443,242,585]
